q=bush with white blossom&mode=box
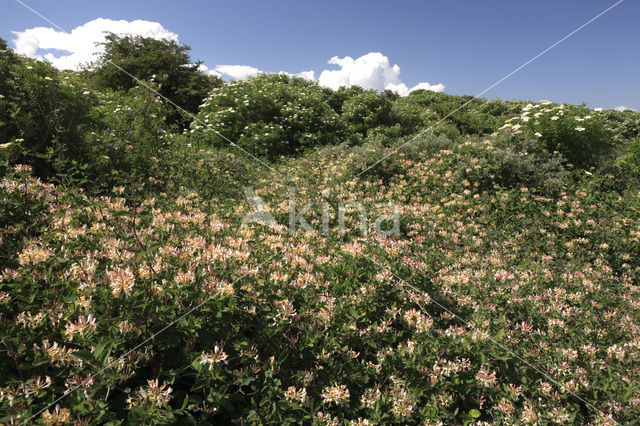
[499,101,612,167]
[190,73,350,159]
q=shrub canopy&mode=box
[191,73,350,159]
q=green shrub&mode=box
[0,39,21,145]
[362,124,404,147]
[461,134,567,192]
[391,90,498,137]
[620,137,640,176]
[601,109,640,144]
[499,101,613,168]
[324,85,365,114]
[391,97,440,136]
[0,40,93,177]
[191,73,350,160]
[82,84,172,190]
[430,122,461,141]
[153,134,253,201]
[347,139,404,181]
[341,90,398,137]
[400,132,455,158]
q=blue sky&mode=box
[2,0,638,110]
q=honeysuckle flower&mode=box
[390,387,415,419]
[200,346,228,369]
[127,379,173,409]
[284,386,307,404]
[41,405,70,425]
[18,244,53,266]
[107,267,135,297]
[64,315,97,341]
[321,384,350,405]
[475,367,497,387]
[360,387,381,408]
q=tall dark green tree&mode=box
[91,33,222,127]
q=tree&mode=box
[91,34,222,127]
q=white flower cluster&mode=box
[499,100,600,136]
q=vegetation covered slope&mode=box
[1,35,640,424]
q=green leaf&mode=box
[181,394,189,410]
[94,340,109,360]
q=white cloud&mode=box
[12,18,178,70]
[384,81,447,97]
[318,53,398,91]
[213,65,262,80]
[200,65,316,81]
[291,70,316,81]
[197,63,222,77]
[12,19,444,96]
[317,52,445,95]
[409,81,446,93]
[614,105,636,112]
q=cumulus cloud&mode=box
[290,70,316,81]
[197,63,222,77]
[614,105,636,112]
[385,81,446,97]
[12,18,178,70]
[213,65,262,80]
[12,19,443,96]
[207,52,444,95]
[317,52,445,95]
[318,53,399,91]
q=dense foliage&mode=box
[2,35,640,424]
[0,40,93,176]
[340,89,398,137]
[91,34,222,127]
[190,74,350,160]
[500,101,613,168]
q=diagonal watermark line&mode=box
[23,250,285,424]
[13,0,285,179]
[362,253,619,424]
[357,0,625,177]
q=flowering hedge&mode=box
[499,101,612,168]
[190,74,350,159]
[2,134,640,424]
